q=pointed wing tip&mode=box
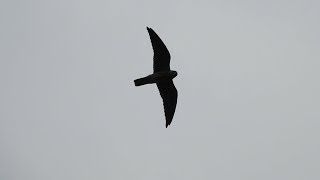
[146,27,154,33]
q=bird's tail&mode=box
[134,76,153,86]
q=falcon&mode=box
[134,27,178,128]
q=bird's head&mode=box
[170,70,178,78]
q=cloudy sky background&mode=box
[1,0,319,179]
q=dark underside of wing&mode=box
[156,80,178,127]
[147,27,171,73]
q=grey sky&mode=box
[1,0,319,179]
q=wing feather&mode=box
[156,80,178,127]
[147,27,171,73]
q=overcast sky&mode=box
[1,0,320,179]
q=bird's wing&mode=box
[156,80,178,127]
[146,27,171,73]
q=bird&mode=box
[134,27,178,128]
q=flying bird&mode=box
[134,27,178,128]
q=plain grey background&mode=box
[1,0,319,179]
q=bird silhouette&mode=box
[134,27,178,128]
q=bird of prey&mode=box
[134,27,178,128]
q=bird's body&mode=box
[134,70,177,86]
[134,27,178,128]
